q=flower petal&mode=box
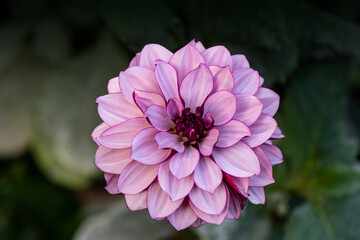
[271,126,285,139]
[202,46,232,70]
[107,77,121,93]
[249,147,274,187]
[232,176,249,197]
[188,39,206,52]
[131,127,171,165]
[168,201,198,231]
[117,161,158,194]
[203,91,236,126]
[248,186,265,204]
[98,117,151,149]
[189,183,227,215]
[96,93,143,126]
[194,156,222,193]
[104,173,120,194]
[95,146,132,174]
[212,141,260,177]
[155,131,185,153]
[215,120,251,148]
[226,189,246,220]
[155,60,180,101]
[232,68,260,95]
[139,44,172,70]
[242,114,277,148]
[92,122,109,145]
[180,64,213,112]
[260,143,283,165]
[231,54,250,71]
[158,160,194,201]
[133,90,166,113]
[144,105,175,131]
[147,182,184,219]
[129,52,141,67]
[233,94,263,126]
[255,87,280,117]
[169,44,205,84]
[198,128,219,156]
[119,66,161,104]
[169,146,200,179]
[166,98,184,120]
[210,66,234,92]
[125,190,148,211]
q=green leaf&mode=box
[32,33,130,189]
[285,193,360,240]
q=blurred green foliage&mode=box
[0,0,359,239]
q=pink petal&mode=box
[215,120,251,148]
[169,44,205,84]
[242,114,277,148]
[96,93,143,126]
[260,143,283,165]
[198,128,219,156]
[147,182,184,219]
[232,68,260,95]
[248,186,265,204]
[203,91,236,126]
[271,126,285,139]
[255,87,280,117]
[202,46,232,70]
[231,54,250,71]
[259,76,264,86]
[133,90,166,113]
[104,173,120,194]
[107,77,121,93]
[194,156,222,193]
[117,161,158,194]
[119,66,161,104]
[212,141,260,177]
[232,176,249,197]
[158,160,194,201]
[95,146,132,174]
[233,94,263,126]
[154,60,180,101]
[131,127,171,165]
[168,201,198,231]
[169,146,200,179]
[189,183,227,215]
[249,147,274,187]
[92,122,110,145]
[155,131,185,153]
[192,218,206,227]
[139,44,173,70]
[125,190,148,211]
[144,105,175,131]
[166,98,184,120]
[211,66,235,92]
[226,189,246,220]
[188,39,206,52]
[129,52,141,67]
[97,117,151,149]
[180,64,213,112]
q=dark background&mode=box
[0,0,360,239]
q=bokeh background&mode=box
[1,0,360,239]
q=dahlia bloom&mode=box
[92,40,284,230]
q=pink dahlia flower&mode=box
[92,40,284,230]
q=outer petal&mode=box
[194,156,222,193]
[180,64,213,112]
[129,52,141,67]
[147,182,183,219]
[231,54,250,71]
[198,128,219,156]
[188,39,206,52]
[144,105,175,131]
[233,94,263,126]
[255,87,280,117]
[95,146,132,174]
[203,91,236,126]
[249,147,275,187]
[232,68,260,95]
[119,66,161,104]
[155,60,180,101]
[166,98,184,120]
[248,186,265,204]
[226,190,244,220]
[242,114,277,148]
[169,146,200,179]
[96,93,143,126]
[92,122,109,145]
[125,190,148,211]
[215,120,251,148]
[104,173,120,194]
[155,131,185,153]
[212,141,260,177]
[168,201,198,231]
[232,176,249,197]
[107,77,121,93]
[211,66,235,92]
[97,117,151,149]
[202,46,233,70]
[133,90,166,113]
[158,160,194,201]
[169,44,205,84]
[117,161,158,194]
[189,183,227,215]
[139,44,173,70]
[131,128,172,165]
[271,126,285,139]
[260,143,283,165]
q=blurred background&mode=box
[1,0,360,239]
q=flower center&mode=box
[174,107,214,145]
